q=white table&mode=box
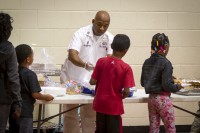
[36,89,200,104]
[35,89,200,133]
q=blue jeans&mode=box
[0,104,11,133]
[19,118,33,133]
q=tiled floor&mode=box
[123,125,191,133]
[6,125,192,133]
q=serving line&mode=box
[35,89,200,133]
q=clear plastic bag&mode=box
[30,47,60,75]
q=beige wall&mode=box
[1,0,200,126]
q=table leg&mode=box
[37,104,42,133]
[36,104,85,133]
[55,104,63,132]
[42,105,46,133]
[173,104,200,117]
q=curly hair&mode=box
[111,34,130,52]
[15,44,32,64]
[0,12,13,42]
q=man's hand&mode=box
[85,62,94,71]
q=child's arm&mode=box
[89,78,97,85]
[162,62,183,92]
[32,92,54,101]
[122,88,130,99]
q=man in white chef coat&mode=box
[60,10,113,133]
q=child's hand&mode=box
[177,83,184,89]
[45,94,54,101]
[172,76,176,79]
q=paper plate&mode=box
[181,83,191,87]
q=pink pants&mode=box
[148,94,176,133]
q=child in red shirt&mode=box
[90,34,135,133]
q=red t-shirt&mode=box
[91,56,135,115]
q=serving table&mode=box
[35,89,200,133]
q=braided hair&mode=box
[0,12,13,42]
[151,33,169,54]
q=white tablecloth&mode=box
[36,89,200,104]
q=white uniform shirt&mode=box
[61,25,113,83]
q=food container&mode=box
[37,73,46,86]
[41,87,66,97]
[175,79,200,96]
[65,80,82,95]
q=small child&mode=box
[9,44,54,133]
[90,34,135,133]
[141,33,183,133]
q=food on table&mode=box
[37,73,46,86]
[174,79,183,84]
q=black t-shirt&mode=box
[19,66,41,118]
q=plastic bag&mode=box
[30,47,60,75]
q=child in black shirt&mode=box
[9,44,54,133]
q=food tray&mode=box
[175,89,200,96]
[32,69,61,76]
